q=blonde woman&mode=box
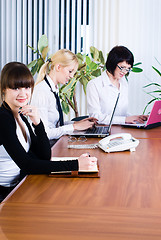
[31,49,96,141]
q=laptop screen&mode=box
[108,92,120,132]
[145,100,161,126]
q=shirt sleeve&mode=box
[31,85,74,140]
[86,79,126,125]
[0,113,78,174]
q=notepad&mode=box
[50,157,99,178]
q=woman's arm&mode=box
[21,115,51,160]
[0,112,78,174]
[31,87,74,139]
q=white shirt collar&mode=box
[102,70,125,88]
[101,71,112,87]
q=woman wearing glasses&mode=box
[86,45,148,124]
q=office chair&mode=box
[71,115,89,121]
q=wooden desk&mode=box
[1,127,161,239]
[111,125,161,139]
[1,202,161,240]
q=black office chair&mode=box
[71,115,89,121]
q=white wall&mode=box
[91,0,161,115]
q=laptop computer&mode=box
[122,100,161,129]
[71,93,120,138]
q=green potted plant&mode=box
[59,47,106,116]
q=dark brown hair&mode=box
[0,62,34,101]
[106,46,134,75]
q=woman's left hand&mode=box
[19,105,40,125]
[125,114,149,124]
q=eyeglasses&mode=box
[68,136,87,142]
[117,64,132,73]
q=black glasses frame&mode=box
[117,64,132,73]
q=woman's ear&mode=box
[55,64,61,72]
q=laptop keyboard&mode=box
[85,126,109,134]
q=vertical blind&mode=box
[0,0,92,120]
[58,0,92,120]
[0,0,91,65]
[0,0,59,68]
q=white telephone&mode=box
[98,133,139,153]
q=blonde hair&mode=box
[35,49,78,85]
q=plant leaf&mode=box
[60,77,77,97]
[143,98,158,114]
[133,62,142,66]
[38,34,48,53]
[90,46,99,61]
[26,44,37,52]
[61,100,70,114]
[37,58,45,72]
[143,83,161,88]
[76,52,84,62]
[147,90,161,94]
[79,76,89,94]
[154,57,161,66]
[31,62,39,76]
[86,55,91,65]
[41,46,50,61]
[98,51,105,64]
[27,59,37,69]
[88,61,98,71]
[91,69,101,77]
[152,66,161,76]
[132,67,143,73]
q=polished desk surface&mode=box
[1,126,161,240]
[111,125,161,139]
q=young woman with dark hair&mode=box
[87,45,148,125]
[0,62,97,202]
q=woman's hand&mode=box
[125,115,148,124]
[19,105,40,126]
[73,117,98,131]
[78,153,98,171]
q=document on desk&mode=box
[50,157,100,178]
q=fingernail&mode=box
[18,111,21,114]
[19,107,22,109]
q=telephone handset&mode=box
[98,133,139,153]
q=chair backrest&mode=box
[71,115,89,121]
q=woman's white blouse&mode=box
[0,120,30,187]
[86,71,129,125]
[31,75,74,140]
